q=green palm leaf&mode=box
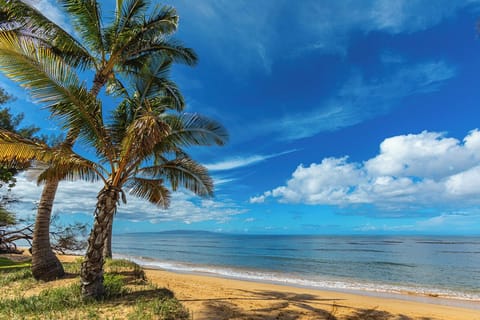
[59,0,105,59]
[140,157,213,197]
[36,154,100,183]
[122,38,197,67]
[164,113,229,148]
[0,0,94,69]
[0,33,115,160]
[126,177,170,208]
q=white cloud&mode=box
[249,191,271,204]
[445,166,480,196]
[365,130,480,179]
[204,149,296,171]
[270,157,365,205]
[266,61,455,140]
[242,60,457,142]
[174,0,479,74]
[254,129,480,215]
[10,172,245,224]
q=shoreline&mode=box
[140,265,480,311]
[140,267,480,320]
[113,253,480,306]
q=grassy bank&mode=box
[0,255,190,320]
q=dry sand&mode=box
[142,267,480,320]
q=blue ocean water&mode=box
[112,232,480,300]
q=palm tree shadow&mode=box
[199,289,340,320]
[197,289,437,320]
[344,308,435,320]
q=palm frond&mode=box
[122,38,197,67]
[0,129,50,165]
[120,113,171,162]
[126,177,170,208]
[37,152,101,184]
[0,129,105,183]
[0,33,114,161]
[59,0,105,60]
[105,77,129,97]
[164,113,229,148]
[110,4,179,55]
[139,157,213,197]
[115,0,148,33]
[108,99,133,146]
[129,56,185,111]
[1,0,95,69]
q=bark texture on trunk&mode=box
[102,219,113,259]
[31,179,65,281]
[80,186,118,299]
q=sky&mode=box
[2,0,480,235]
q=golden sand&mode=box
[142,267,480,320]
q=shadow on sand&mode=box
[191,289,436,320]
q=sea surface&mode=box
[112,232,480,301]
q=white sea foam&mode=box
[113,253,480,302]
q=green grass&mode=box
[0,258,34,288]
[0,256,31,269]
[0,257,190,319]
[128,297,190,320]
[105,258,146,281]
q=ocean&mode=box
[112,232,480,301]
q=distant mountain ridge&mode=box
[121,230,220,235]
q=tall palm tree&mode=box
[0,50,227,298]
[0,0,196,280]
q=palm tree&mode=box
[0,51,227,298]
[0,0,196,280]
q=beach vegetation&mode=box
[0,256,191,319]
[0,0,197,281]
[129,296,190,320]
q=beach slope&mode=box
[143,268,480,320]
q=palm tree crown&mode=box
[0,52,227,298]
[0,0,199,280]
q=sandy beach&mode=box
[56,254,479,319]
[143,268,480,320]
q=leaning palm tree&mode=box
[0,0,196,280]
[0,52,227,298]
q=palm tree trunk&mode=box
[80,186,118,299]
[102,219,113,259]
[31,178,65,281]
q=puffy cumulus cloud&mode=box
[365,130,480,179]
[249,192,271,204]
[270,157,365,205]
[253,130,480,214]
[10,173,245,224]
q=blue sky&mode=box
[3,0,480,235]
